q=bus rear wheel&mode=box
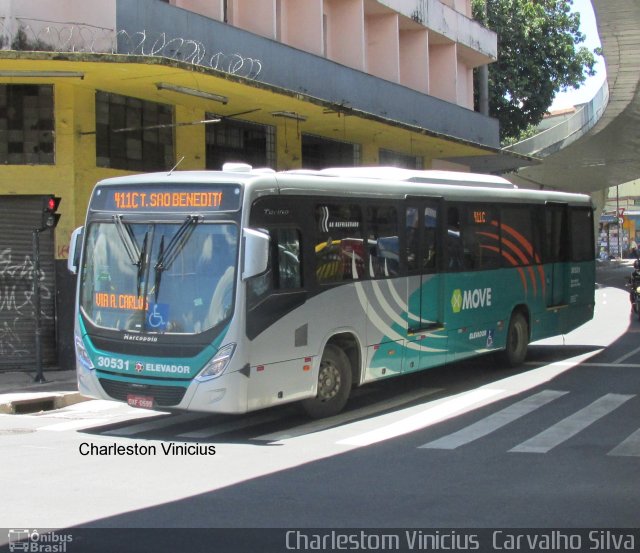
[302,344,352,419]
[501,311,529,367]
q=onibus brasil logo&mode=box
[8,529,73,552]
[451,287,492,314]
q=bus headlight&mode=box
[75,336,94,370]
[197,343,236,381]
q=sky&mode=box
[549,0,606,110]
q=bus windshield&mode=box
[80,220,238,334]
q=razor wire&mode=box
[117,30,262,79]
[0,19,262,80]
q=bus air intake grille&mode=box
[98,379,186,407]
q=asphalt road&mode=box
[1,263,638,552]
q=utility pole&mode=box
[616,185,621,258]
[32,227,45,382]
[33,195,61,383]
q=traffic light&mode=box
[41,195,61,229]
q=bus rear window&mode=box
[570,207,594,262]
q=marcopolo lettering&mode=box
[123,334,158,342]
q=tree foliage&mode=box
[472,0,599,143]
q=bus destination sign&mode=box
[92,184,241,212]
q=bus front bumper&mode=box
[184,369,249,414]
[77,361,249,414]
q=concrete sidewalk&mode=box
[0,368,87,414]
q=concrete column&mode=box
[233,0,276,39]
[324,0,365,70]
[429,42,457,103]
[281,0,323,55]
[400,29,429,94]
[365,13,400,83]
[591,188,607,258]
[175,105,206,170]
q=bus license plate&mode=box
[127,394,154,409]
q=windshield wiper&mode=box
[113,215,150,297]
[113,215,140,265]
[154,235,165,302]
[153,215,201,301]
[137,231,149,297]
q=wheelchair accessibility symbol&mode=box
[147,303,169,330]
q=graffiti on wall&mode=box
[0,248,52,359]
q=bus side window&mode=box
[545,205,569,262]
[247,227,302,308]
[406,207,419,273]
[422,205,438,271]
[315,204,364,283]
[501,207,540,266]
[367,205,399,278]
[446,206,464,271]
[459,206,501,270]
[275,228,302,289]
[405,202,439,274]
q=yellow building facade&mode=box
[0,0,531,371]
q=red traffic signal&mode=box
[42,195,61,229]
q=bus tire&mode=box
[302,344,352,419]
[501,311,529,367]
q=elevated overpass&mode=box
[504,0,640,211]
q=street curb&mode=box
[0,392,90,415]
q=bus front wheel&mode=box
[501,311,529,367]
[302,344,352,419]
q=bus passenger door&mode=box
[545,203,569,308]
[404,198,447,373]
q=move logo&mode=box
[451,287,493,313]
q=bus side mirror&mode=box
[67,226,84,275]
[242,228,270,281]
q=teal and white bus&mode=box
[69,164,595,418]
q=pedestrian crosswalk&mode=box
[420,390,638,457]
[14,390,640,457]
[419,390,568,450]
[509,393,633,454]
[608,428,640,457]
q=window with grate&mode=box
[96,91,174,171]
[379,148,422,169]
[302,134,360,170]
[0,84,54,165]
[206,115,275,169]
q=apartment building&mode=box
[0,0,528,370]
